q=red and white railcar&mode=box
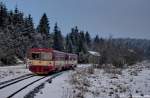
[27,48,77,74]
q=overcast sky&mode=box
[1,0,150,39]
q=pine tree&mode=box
[80,31,85,42]
[52,23,64,51]
[85,31,91,47]
[70,28,76,47]
[36,13,51,48]
[13,7,24,25]
[37,13,50,39]
[65,34,73,53]
[18,14,36,58]
[0,26,16,64]
[0,2,8,27]
[26,14,34,30]
[24,14,34,36]
[92,34,100,51]
[94,34,100,44]
[78,32,87,53]
[8,10,13,24]
[69,26,80,53]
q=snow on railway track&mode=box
[0,74,34,89]
[0,72,63,98]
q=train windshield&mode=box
[31,52,52,60]
[31,53,40,60]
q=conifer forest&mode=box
[0,2,150,66]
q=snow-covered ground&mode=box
[0,62,150,98]
[0,64,31,82]
[29,62,150,98]
[84,67,150,98]
[34,71,73,98]
[69,61,150,98]
[0,75,43,98]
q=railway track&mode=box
[0,72,63,98]
[0,74,32,85]
[0,74,34,89]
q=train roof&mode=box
[29,48,53,52]
[67,53,77,56]
[53,50,77,56]
[29,48,77,56]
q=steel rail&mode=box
[0,74,35,89]
[7,72,63,98]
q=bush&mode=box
[1,56,16,65]
[112,58,124,68]
[0,48,17,65]
[103,65,122,75]
[86,66,94,74]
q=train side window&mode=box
[41,52,52,60]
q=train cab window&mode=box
[31,53,40,60]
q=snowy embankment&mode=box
[0,64,31,82]
[69,61,150,98]
[30,62,150,98]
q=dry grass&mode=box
[69,67,93,98]
[102,64,122,75]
